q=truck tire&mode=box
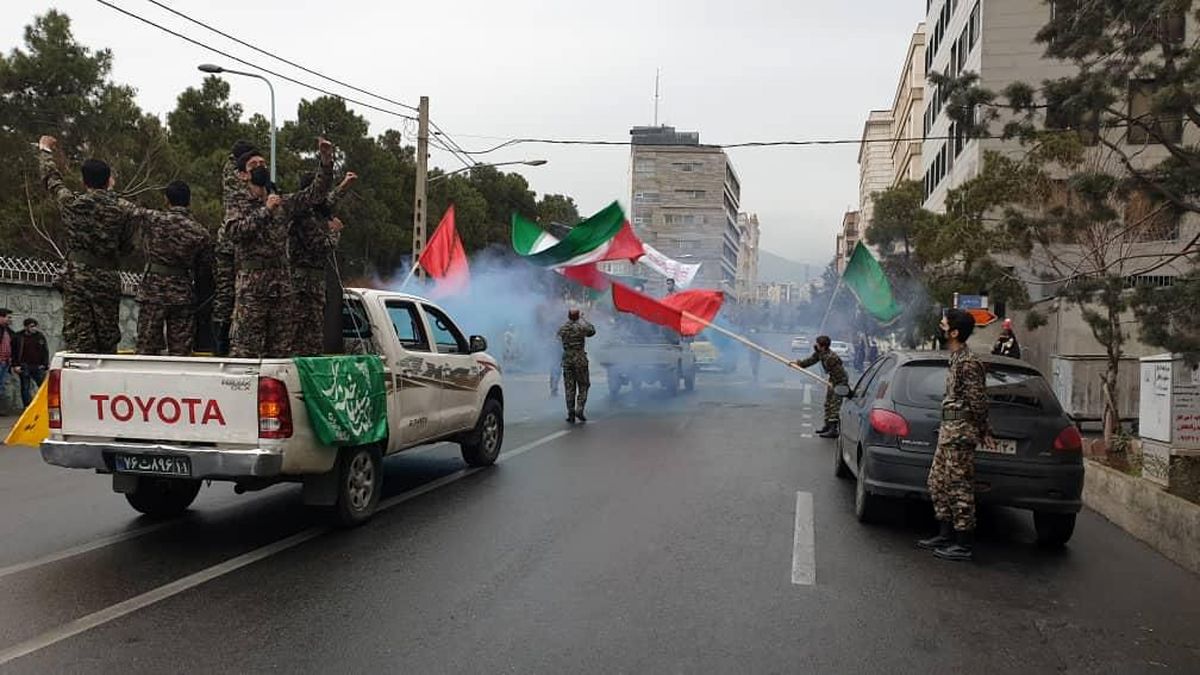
[125,477,202,518]
[664,367,680,397]
[461,398,504,467]
[1033,511,1076,548]
[333,445,383,527]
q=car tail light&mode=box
[1053,425,1083,453]
[47,368,62,429]
[869,409,910,438]
[258,377,293,439]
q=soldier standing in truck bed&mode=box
[288,170,356,356]
[36,135,135,354]
[127,181,212,356]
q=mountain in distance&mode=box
[757,249,824,285]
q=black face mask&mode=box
[313,202,333,219]
[249,166,271,188]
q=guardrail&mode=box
[0,255,141,296]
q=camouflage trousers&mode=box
[230,271,294,359]
[562,359,590,415]
[62,272,121,354]
[928,422,977,531]
[136,302,194,356]
[290,270,326,356]
[823,385,845,423]
[211,254,235,326]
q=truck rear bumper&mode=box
[41,440,284,480]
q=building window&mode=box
[969,2,980,47]
[634,158,656,175]
[1127,80,1183,144]
[1124,275,1175,289]
[676,189,706,199]
[633,216,648,226]
[672,161,703,172]
[634,191,660,203]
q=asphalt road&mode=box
[0,361,1198,674]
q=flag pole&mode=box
[817,275,844,335]
[682,312,832,388]
[399,261,420,292]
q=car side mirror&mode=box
[834,384,853,398]
[469,335,488,354]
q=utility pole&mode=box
[653,68,661,126]
[412,95,430,281]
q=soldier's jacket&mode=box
[557,319,596,367]
[126,204,212,306]
[288,183,350,270]
[797,348,848,385]
[39,151,135,287]
[213,158,247,322]
[942,347,992,441]
[226,156,333,292]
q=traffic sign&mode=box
[967,308,998,327]
[955,294,988,310]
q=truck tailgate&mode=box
[59,355,261,445]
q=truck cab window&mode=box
[385,301,430,352]
[422,305,468,355]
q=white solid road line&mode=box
[802,384,813,406]
[0,522,174,582]
[791,491,815,586]
[0,428,572,667]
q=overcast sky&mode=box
[8,1,922,263]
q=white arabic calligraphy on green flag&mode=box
[842,242,903,325]
[295,356,388,446]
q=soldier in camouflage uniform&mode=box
[127,181,212,356]
[794,335,849,438]
[214,140,261,356]
[919,308,995,562]
[36,136,135,354]
[556,308,596,423]
[287,171,356,356]
[226,138,334,359]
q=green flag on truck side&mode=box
[295,356,388,446]
[842,242,903,325]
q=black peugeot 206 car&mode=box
[833,351,1085,546]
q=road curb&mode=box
[1083,459,1200,576]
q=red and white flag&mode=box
[611,283,724,337]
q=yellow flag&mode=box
[4,381,50,448]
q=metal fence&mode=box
[0,255,141,296]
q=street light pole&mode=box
[198,64,276,182]
[427,159,548,184]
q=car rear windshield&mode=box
[893,362,1061,413]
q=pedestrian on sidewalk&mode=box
[13,317,50,408]
[918,309,996,562]
[0,309,14,414]
[991,318,1022,359]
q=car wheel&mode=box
[125,477,202,518]
[834,436,852,480]
[854,452,885,523]
[333,445,383,527]
[461,398,504,467]
[1033,511,1076,547]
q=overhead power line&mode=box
[95,0,417,122]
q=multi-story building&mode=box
[735,213,760,302]
[629,126,743,294]
[755,281,800,306]
[890,24,926,185]
[835,210,860,273]
[858,110,895,231]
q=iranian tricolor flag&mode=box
[511,201,644,269]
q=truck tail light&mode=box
[1053,425,1083,453]
[869,409,910,438]
[48,368,62,429]
[257,377,293,439]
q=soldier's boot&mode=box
[566,410,576,424]
[576,410,587,423]
[933,530,974,562]
[917,520,954,550]
[818,422,840,438]
[814,423,832,435]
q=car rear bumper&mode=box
[862,444,1084,513]
[41,440,284,480]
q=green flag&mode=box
[842,242,903,324]
[295,355,388,446]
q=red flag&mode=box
[560,264,610,291]
[607,220,646,262]
[419,205,469,296]
[611,283,724,337]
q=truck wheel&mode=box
[664,368,680,397]
[125,477,202,518]
[461,398,504,467]
[334,445,383,527]
[1033,512,1076,548]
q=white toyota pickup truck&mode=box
[40,289,504,526]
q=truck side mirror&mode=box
[469,335,488,354]
[834,384,853,398]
